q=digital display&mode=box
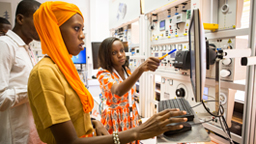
[170,52,176,58]
[160,20,165,31]
[72,48,86,64]
[155,53,159,57]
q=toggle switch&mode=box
[222,58,232,66]
[220,69,231,77]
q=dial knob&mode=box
[220,69,231,77]
[176,88,185,97]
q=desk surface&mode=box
[157,116,211,143]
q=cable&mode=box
[176,23,180,29]
[219,105,232,143]
[191,100,224,117]
[191,100,217,108]
[201,99,233,143]
[222,116,231,137]
[209,43,216,48]
[218,117,230,142]
[201,100,224,117]
[190,96,234,143]
[219,116,234,144]
[191,118,215,126]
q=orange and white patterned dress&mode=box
[97,67,140,144]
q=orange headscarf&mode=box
[33,1,94,113]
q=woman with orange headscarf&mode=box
[28,1,187,144]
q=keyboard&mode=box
[158,98,194,121]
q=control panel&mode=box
[207,38,247,81]
[151,43,189,74]
[150,1,191,41]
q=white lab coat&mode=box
[0,30,41,144]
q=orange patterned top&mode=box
[97,67,140,144]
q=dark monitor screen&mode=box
[92,42,101,69]
[188,9,206,102]
[72,48,86,64]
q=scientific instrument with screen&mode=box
[158,9,209,141]
[142,0,255,143]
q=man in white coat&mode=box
[0,0,43,143]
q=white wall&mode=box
[90,0,109,42]
[90,0,110,77]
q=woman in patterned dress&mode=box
[97,37,162,144]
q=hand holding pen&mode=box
[138,49,176,72]
[159,49,177,60]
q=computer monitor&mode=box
[71,48,86,64]
[188,9,206,102]
[91,42,101,69]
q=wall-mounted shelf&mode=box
[150,28,249,46]
[205,28,249,40]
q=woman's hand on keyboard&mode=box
[134,108,187,140]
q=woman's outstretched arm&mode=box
[111,57,160,96]
[50,109,187,144]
